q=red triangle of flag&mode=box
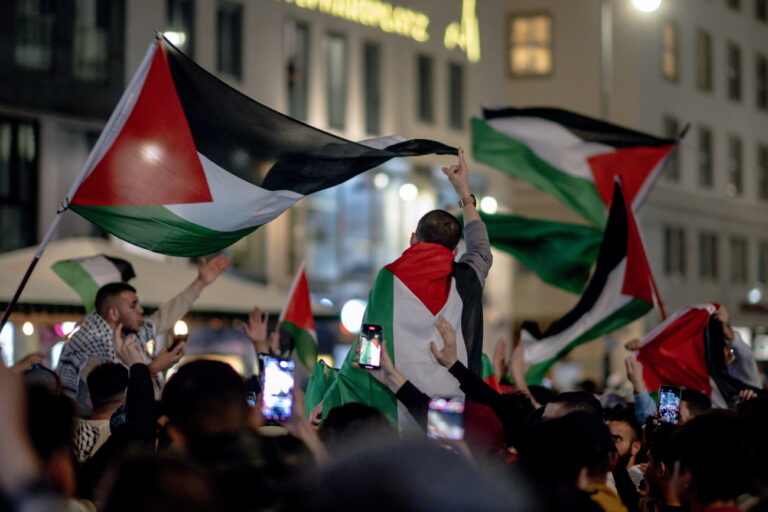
[588,145,674,209]
[385,243,455,316]
[621,186,656,305]
[281,266,316,332]
[72,45,212,207]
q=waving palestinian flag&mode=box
[52,254,136,313]
[522,181,662,384]
[473,107,676,226]
[66,37,455,257]
[278,264,317,372]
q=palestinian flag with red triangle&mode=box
[66,38,455,257]
[473,106,677,227]
[309,241,485,427]
[522,180,662,384]
[278,264,318,372]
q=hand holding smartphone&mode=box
[657,385,682,424]
[357,324,383,369]
[260,356,295,421]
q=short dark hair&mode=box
[606,407,643,443]
[95,282,137,317]
[681,388,711,417]
[319,403,395,449]
[415,210,462,250]
[647,423,678,469]
[549,391,603,418]
[674,410,749,504]
[161,359,248,439]
[87,363,129,411]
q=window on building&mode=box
[727,135,743,196]
[758,143,768,200]
[661,22,679,82]
[663,115,681,180]
[508,13,552,77]
[0,118,38,252]
[758,0,768,21]
[695,30,713,91]
[448,62,464,130]
[730,237,748,283]
[285,21,310,121]
[166,0,195,57]
[663,226,686,276]
[727,0,741,9]
[759,240,768,282]
[14,0,55,71]
[727,42,742,101]
[217,1,242,79]
[73,0,109,81]
[416,54,434,123]
[757,53,768,110]
[699,232,719,279]
[363,41,381,135]
[325,32,347,130]
[698,126,714,188]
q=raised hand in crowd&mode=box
[510,336,541,409]
[243,306,281,355]
[10,351,45,375]
[279,386,329,465]
[148,341,184,375]
[739,388,758,403]
[430,316,459,368]
[192,253,231,292]
[355,338,406,393]
[493,337,509,384]
[113,323,147,367]
[625,355,647,395]
[441,146,480,222]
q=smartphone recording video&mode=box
[658,385,682,424]
[358,324,383,369]
[427,397,465,440]
[260,356,295,421]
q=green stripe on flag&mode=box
[481,352,495,380]
[70,204,258,257]
[472,117,607,227]
[304,360,338,416]
[282,320,318,372]
[51,260,102,313]
[525,299,652,385]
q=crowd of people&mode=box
[1,151,767,512]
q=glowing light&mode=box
[174,320,189,336]
[317,354,334,368]
[444,0,481,62]
[0,323,13,366]
[632,0,661,12]
[141,143,163,163]
[399,183,418,201]
[22,321,34,336]
[480,196,498,214]
[749,287,762,304]
[51,341,66,370]
[56,322,78,338]
[319,297,334,307]
[340,298,367,334]
[374,172,390,189]
[164,31,187,47]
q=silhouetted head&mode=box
[412,210,462,250]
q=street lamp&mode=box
[632,0,662,13]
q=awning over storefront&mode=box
[0,237,287,318]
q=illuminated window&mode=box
[166,0,195,56]
[663,115,680,180]
[698,126,713,188]
[285,21,310,121]
[727,135,743,196]
[730,237,748,283]
[325,32,347,130]
[14,0,54,71]
[664,226,686,276]
[508,13,552,77]
[0,117,38,251]
[757,53,768,110]
[416,54,434,123]
[73,0,109,81]
[695,30,712,92]
[727,42,742,101]
[363,41,381,135]
[217,1,242,79]
[699,233,719,279]
[661,22,679,82]
[448,62,464,130]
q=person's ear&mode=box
[657,460,669,479]
[576,466,590,490]
[409,232,417,246]
[630,440,642,457]
[106,305,120,323]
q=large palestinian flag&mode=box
[636,303,764,408]
[522,181,661,384]
[473,107,676,226]
[310,242,483,427]
[66,38,454,257]
[278,263,317,372]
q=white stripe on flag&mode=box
[164,152,304,231]
[486,117,613,181]
[78,256,123,286]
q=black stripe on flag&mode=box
[483,106,674,149]
[163,39,455,195]
[522,182,628,341]
[104,256,136,282]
